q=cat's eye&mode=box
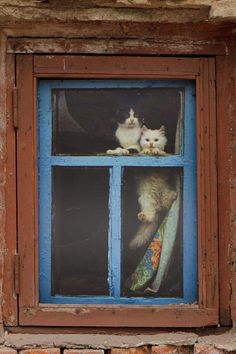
[146,138,150,141]
[154,138,159,142]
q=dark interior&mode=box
[52,86,183,155]
[52,167,109,296]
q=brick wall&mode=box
[0,331,236,354]
[0,346,233,354]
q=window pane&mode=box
[121,167,183,298]
[52,86,183,156]
[52,167,109,296]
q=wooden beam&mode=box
[3,21,236,40]
[7,38,228,56]
[0,6,210,24]
[0,0,212,9]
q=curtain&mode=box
[129,91,183,293]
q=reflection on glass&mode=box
[52,87,183,155]
[52,167,109,296]
[121,167,183,298]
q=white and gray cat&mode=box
[140,125,167,156]
[106,109,141,155]
[129,171,177,249]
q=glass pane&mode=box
[52,167,109,296]
[52,85,183,156]
[121,167,183,298]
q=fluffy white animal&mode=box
[106,109,141,155]
[130,171,177,249]
[140,125,167,156]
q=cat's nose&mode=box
[130,119,134,123]
[150,143,153,147]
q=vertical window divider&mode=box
[183,83,198,303]
[109,165,122,298]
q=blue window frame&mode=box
[38,79,197,305]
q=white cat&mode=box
[129,171,177,249]
[106,109,141,155]
[140,125,167,156]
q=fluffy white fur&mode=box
[140,125,167,156]
[106,109,141,155]
[130,171,177,249]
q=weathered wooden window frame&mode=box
[4,54,218,327]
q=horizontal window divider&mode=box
[49,156,186,167]
[41,296,188,305]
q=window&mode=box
[38,79,197,305]
[15,56,218,326]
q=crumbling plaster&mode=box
[0,0,236,24]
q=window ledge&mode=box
[3,330,235,351]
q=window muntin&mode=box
[38,79,197,305]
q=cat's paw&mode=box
[122,149,130,155]
[152,148,167,156]
[106,147,129,155]
[129,237,142,249]
[138,212,154,223]
[106,149,114,155]
[140,149,151,155]
[138,212,147,222]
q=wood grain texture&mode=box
[228,41,236,327]
[7,38,227,56]
[19,305,217,327]
[196,59,218,313]
[34,55,200,77]
[3,53,18,326]
[16,55,38,311]
[0,6,210,24]
[3,21,235,41]
[216,55,232,326]
[0,33,7,331]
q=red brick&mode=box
[111,348,148,354]
[0,348,17,354]
[64,351,104,354]
[20,349,60,354]
[194,344,225,354]
[152,345,193,354]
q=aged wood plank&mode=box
[0,6,210,24]
[17,54,38,312]
[19,305,218,327]
[7,38,227,56]
[34,55,200,77]
[3,53,18,326]
[208,58,218,311]
[0,0,212,9]
[196,59,218,312]
[0,32,7,330]
[3,22,235,41]
[228,42,236,327]
[216,55,232,326]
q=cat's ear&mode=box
[159,125,166,134]
[142,125,148,132]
